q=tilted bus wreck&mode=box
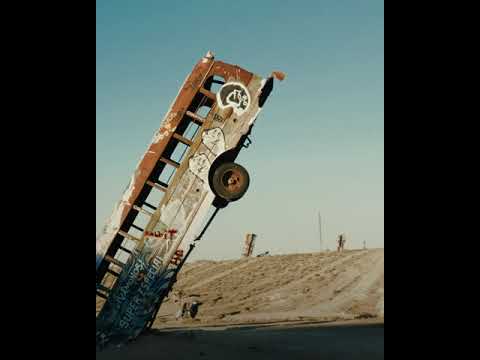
[96,51,284,348]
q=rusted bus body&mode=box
[96,52,281,344]
[96,52,278,281]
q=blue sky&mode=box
[96,0,384,260]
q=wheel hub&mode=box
[222,170,243,193]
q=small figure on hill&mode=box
[174,290,187,320]
[189,301,202,319]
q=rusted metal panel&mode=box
[210,60,253,85]
[185,110,206,124]
[172,133,193,146]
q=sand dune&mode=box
[153,248,384,328]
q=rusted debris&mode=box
[242,233,257,257]
[271,71,286,81]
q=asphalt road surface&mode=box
[97,320,384,360]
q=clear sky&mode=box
[96,0,384,261]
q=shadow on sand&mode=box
[97,320,384,360]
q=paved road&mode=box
[97,320,384,360]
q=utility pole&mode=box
[318,211,323,252]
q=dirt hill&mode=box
[153,248,384,328]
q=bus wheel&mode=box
[211,162,250,202]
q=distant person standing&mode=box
[174,290,186,320]
[176,302,188,320]
[189,301,201,319]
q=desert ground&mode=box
[97,248,384,359]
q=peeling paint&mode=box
[96,201,124,268]
[202,127,226,156]
[151,112,177,144]
[188,153,211,184]
[122,174,136,206]
[159,198,184,226]
[248,107,264,126]
[180,190,215,247]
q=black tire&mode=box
[211,162,250,201]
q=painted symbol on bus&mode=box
[216,82,251,115]
[189,153,211,183]
[202,127,225,156]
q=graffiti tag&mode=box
[216,82,251,115]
